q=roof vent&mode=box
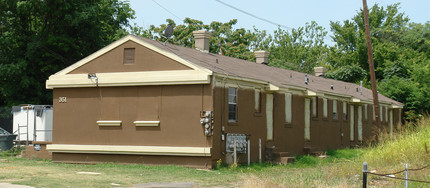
[192,30,211,52]
[255,50,270,64]
[305,74,309,85]
[330,84,334,90]
[314,67,326,77]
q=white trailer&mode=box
[12,105,53,144]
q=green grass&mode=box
[1,116,430,187]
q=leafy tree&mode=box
[328,3,409,78]
[136,18,258,61]
[0,0,135,106]
[268,21,328,74]
[325,64,367,83]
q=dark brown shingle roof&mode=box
[137,35,402,106]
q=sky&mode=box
[129,0,429,43]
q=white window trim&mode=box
[333,100,338,120]
[134,121,160,127]
[97,120,122,126]
[323,98,328,118]
[285,93,292,123]
[254,89,261,112]
[228,87,238,122]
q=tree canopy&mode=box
[0,0,134,106]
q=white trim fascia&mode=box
[134,121,160,127]
[391,105,403,109]
[46,70,210,89]
[281,85,307,91]
[47,144,211,157]
[55,35,212,76]
[350,98,361,103]
[319,91,351,99]
[305,90,317,97]
[213,73,269,85]
[97,120,122,126]
[267,84,280,91]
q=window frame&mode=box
[254,89,262,114]
[123,48,135,65]
[332,99,338,120]
[311,97,318,118]
[285,92,292,124]
[228,87,238,123]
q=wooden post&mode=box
[233,140,237,167]
[405,163,408,188]
[362,0,381,134]
[363,162,368,188]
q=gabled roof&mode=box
[136,35,402,107]
[46,35,402,107]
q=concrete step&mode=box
[310,151,326,156]
[317,155,329,159]
[303,146,318,154]
[275,157,295,164]
[273,152,290,158]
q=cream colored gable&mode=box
[46,35,212,89]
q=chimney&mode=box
[314,67,326,77]
[192,30,211,52]
[255,50,270,64]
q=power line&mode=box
[215,0,293,30]
[151,0,183,23]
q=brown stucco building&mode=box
[46,31,403,168]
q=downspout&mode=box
[34,107,36,142]
[26,105,29,145]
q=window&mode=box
[364,104,368,121]
[333,100,338,120]
[323,98,328,118]
[254,89,261,113]
[123,48,135,64]
[311,97,318,118]
[228,87,237,122]
[285,93,292,123]
[343,101,347,120]
[385,106,388,122]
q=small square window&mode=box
[124,48,135,64]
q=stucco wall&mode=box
[53,84,212,146]
[212,86,267,164]
[69,40,191,74]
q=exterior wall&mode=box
[272,93,306,155]
[51,84,213,168]
[212,83,267,165]
[69,40,192,74]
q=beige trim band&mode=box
[134,121,160,127]
[97,120,122,126]
[46,70,210,89]
[47,144,211,157]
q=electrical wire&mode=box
[215,0,293,30]
[151,0,183,23]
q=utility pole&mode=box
[362,0,381,134]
